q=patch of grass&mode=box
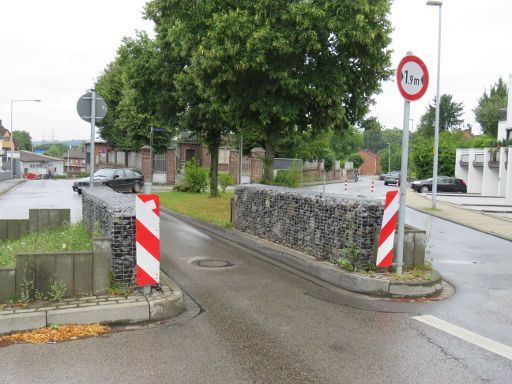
[156,191,234,227]
[0,222,93,267]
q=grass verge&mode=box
[0,222,93,267]
[156,191,233,227]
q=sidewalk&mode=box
[0,274,185,335]
[0,179,25,198]
[406,190,512,241]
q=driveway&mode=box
[0,179,82,222]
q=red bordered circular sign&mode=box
[396,55,429,101]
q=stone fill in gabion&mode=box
[233,185,384,269]
[82,187,136,286]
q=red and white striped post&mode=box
[136,194,160,294]
[370,178,375,196]
[376,190,399,268]
[344,178,348,195]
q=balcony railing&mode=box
[459,153,469,166]
[473,153,484,167]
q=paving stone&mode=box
[78,302,99,307]
[36,306,57,311]
[13,308,37,314]
[56,304,79,310]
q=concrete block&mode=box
[35,253,56,294]
[38,209,50,232]
[73,252,93,295]
[15,254,36,296]
[18,220,29,238]
[338,270,390,295]
[0,312,46,334]
[148,293,185,321]
[413,232,426,268]
[28,209,39,233]
[0,220,7,240]
[47,301,149,325]
[0,268,16,302]
[49,210,61,230]
[92,238,112,295]
[55,253,74,297]
[58,209,71,225]
[7,221,19,240]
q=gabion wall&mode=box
[233,185,384,268]
[82,187,136,286]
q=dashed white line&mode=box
[412,315,512,361]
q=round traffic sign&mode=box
[396,55,429,101]
[76,91,107,123]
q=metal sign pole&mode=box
[238,134,243,184]
[89,89,96,187]
[396,100,411,275]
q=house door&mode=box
[185,149,196,162]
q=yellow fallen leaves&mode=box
[0,324,110,345]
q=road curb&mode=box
[161,208,442,298]
[0,279,185,335]
[0,179,26,199]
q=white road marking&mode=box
[412,315,512,361]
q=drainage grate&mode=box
[192,258,234,269]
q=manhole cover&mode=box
[192,258,234,269]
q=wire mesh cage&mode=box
[82,187,136,287]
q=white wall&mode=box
[455,149,469,184]
[498,147,508,196]
[467,149,484,194]
[506,149,512,205]
[482,149,499,196]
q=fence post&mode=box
[141,146,151,185]
[250,147,265,184]
[166,148,176,185]
[229,149,240,184]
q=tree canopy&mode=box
[473,78,508,137]
[12,131,32,151]
[417,94,464,136]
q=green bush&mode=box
[183,159,209,193]
[218,173,235,193]
[347,153,363,168]
[272,167,302,188]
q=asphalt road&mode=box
[0,179,82,222]
[0,179,511,383]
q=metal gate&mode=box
[241,156,251,184]
[152,153,167,184]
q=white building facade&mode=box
[455,74,512,203]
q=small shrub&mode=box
[19,279,36,303]
[218,173,235,193]
[48,280,67,302]
[272,167,302,188]
[183,159,209,193]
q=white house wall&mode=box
[506,149,512,204]
[467,149,484,194]
[455,149,468,184]
[482,150,499,196]
[498,147,508,197]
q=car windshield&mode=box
[94,169,116,177]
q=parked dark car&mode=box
[411,176,467,193]
[383,171,401,185]
[72,168,144,194]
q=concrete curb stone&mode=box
[161,207,442,298]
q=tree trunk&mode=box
[263,130,277,184]
[208,139,220,197]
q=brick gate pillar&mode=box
[229,150,239,183]
[250,147,265,184]
[166,148,176,185]
[141,146,151,183]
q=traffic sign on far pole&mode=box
[394,53,429,275]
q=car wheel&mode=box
[420,186,429,193]
[384,182,388,186]
[77,189,82,195]
[132,182,142,193]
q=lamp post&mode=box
[427,0,442,209]
[10,99,42,178]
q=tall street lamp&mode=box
[427,0,442,209]
[10,99,42,178]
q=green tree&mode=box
[160,0,393,183]
[12,131,32,150]
[473,78,508,137]
[378,143,401,173]
[417,94,464,136]
[412,131,468,179]
[43,144,68,159]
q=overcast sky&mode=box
[0,0,510,142]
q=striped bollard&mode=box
[376,190,399,268]
[344,178,348,194]
[370,178,375,196]
[136,194,160,294]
